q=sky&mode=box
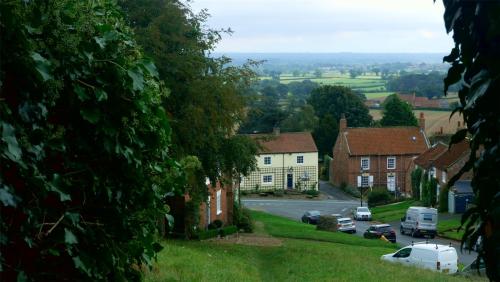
[189,0,455,53]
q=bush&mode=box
[233,202,254,233]
[340,182,361,198]
[316,216,339,232]
[274,189,284,197]
[208,219,224,230]
[438,186,449,212]
[368,190,392,207]
[411,168,423,200]
[303,189,319,197]
[220,225,238,237]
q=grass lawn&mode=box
[145,210,473,281]
[438,217,464,241]
[371,200,419,223]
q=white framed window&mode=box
[216,190,222,215]
[387,174,396,191]
[361,175,369,187]
[296,155,304,164]
[361,157,370,170]
[263,156,272,165]
[262,174,273,185]
[430,167,436,178]
[441,171,447,183]
[387,157,396,170]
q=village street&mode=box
[242,181,478,266]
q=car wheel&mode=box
[429,235,435,239]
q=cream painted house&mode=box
[241,130,319,191]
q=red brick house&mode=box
[330,114,429,196]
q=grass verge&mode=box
[438,218,464,241]
[145,210,474,281]
[371,200,418,222]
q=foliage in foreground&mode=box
[440,0,500,279]
[0,1,176,280]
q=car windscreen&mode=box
[420,213,436,222]
[309,211,320,216]
[378,226,392,232]
[358,208,369,212]
[339,220,352,224]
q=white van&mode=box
[400,207,438,238]
[381,243,458,274]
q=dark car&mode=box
[363,224,396,243]
[301,210,321,224]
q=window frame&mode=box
[387,156,396,170]
[262,174,273,185]
[361,175,369,187]
[361,157,370,170]
[216,190,222,215]
[263,156,272,166]
[296,155,304,164]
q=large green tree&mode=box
[0,0,176,280]
[380,94,418,127]
[440,0,500,279]
[119,0,256,182]
[307,85,372,155]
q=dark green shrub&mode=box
[197,229,220,240]
[368,190,392,207]
[220,226,238,237]
[438,185,449,212]
[233,202,254,233]
[304,189,319,196]
[316,216,338,232]
[411,168,423,200]
[208,219,224,230]
[274,189,284,197]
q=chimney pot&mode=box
[339,114,347,131]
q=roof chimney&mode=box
[339,114,347,131]
[273,127,280,136]
[418,112,425,131]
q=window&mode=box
[263,156,271,165]
[216,190,222,215]
[361,175,369,187]
[262,174,273,185]
[387,157,396,169]
[441,171,447,183]
[394,248,412,258]
[387,174,396,191]
[361,157,370,170]
[296,155,304,164]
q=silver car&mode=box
[337,217,356,233]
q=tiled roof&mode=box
[433,140,470,170]
[414,143,448,169]
[250,132,318,154]
[343,127,428,156]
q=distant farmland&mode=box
[369,109,464,135]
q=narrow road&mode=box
[319,180,358,201]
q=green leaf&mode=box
[65,228,78,244]
[80,107,100,124]
[72,256,89,275]
[31,52,52,81]
[17,271,27,282]
[140,58,159,78]
[94,36,106,49]
[127,68,144,91]
[74,85,90,101]
[2,122,23,163]
[0,186,17,207]
[449,128,468,148]
[95,88,108,102]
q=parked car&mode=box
[381,242,458,274]
[354,207,372,221]
[363,224,396,243]
[460,257,486,277]
[301,210,321,224]
[400,207,438,238]
[337,217,356,234]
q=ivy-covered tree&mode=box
[380,94,418,127]
[0,0,176,280]
[440,0,500,279]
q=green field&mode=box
[438,217,464,241]
[371,200,419,222]
[145,211,474,281]
[370,109,463,135]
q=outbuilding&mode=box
[448,180,474,214]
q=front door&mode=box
[287,173,293,189]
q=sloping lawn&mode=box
[371,200,419,222]
[438,218,464,241]
[145,210,473,281]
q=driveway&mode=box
[242,198,478,266]
[319,180,357,201]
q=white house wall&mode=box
[241,152,318,191]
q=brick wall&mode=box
[198,181,232,229]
